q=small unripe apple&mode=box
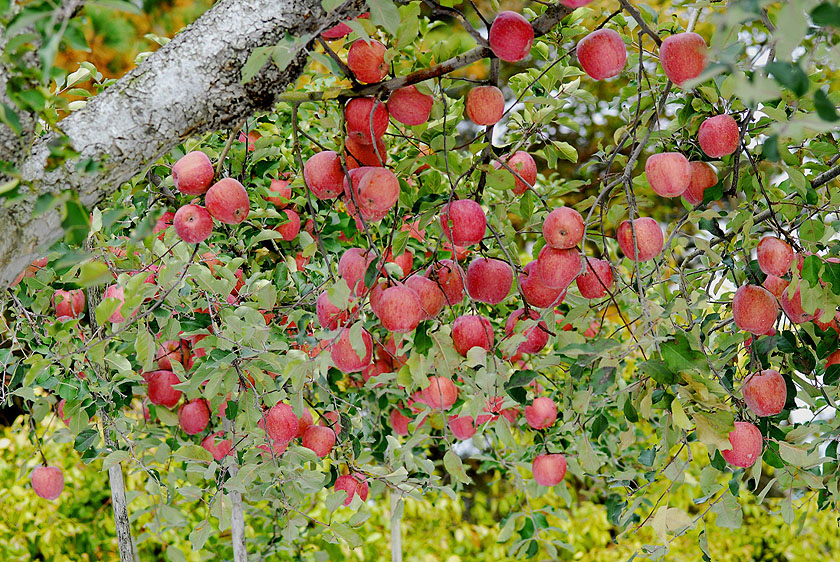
[659,32,708,87]
[302,425,336,457]
[525,397,557,429]
[617,218,663,262]
[172,151,214,195]
[535,246,581,289]
[347,39,388,83]
[576,258,614,299]
[466,257,513,304]
[532,453,567,486]
[698,114,739,158]
[543,207,584,249]
[31,466,64,500]
[426,259,466,305]
[452,314,494,356]
[465,86,504,126]
[732,284,778,335]
[179,399,210,435]
[422,376,458,410]
[174,204,213,243]
[645,152,691,197]
[335,473,369,506]
[205,178,250,224]
[147,370,182,408]
[742,369,786,417]
[275,209,301,241]
[505,308,549,354]
[345,97,389,145]
[489,11,534,62]
[304,151,345,199]
[577,29,627,80]
[330,325,373,372]
[520,261,566,308]
[265,402,298,443]
[757,236,793,277]
[387,85,434,126]
[720,421,762,468]
[52,289,85,319]
[682,162,718,205]
[441,199,486,247]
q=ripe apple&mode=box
[525,397,557,429]
[179,399,210,435]
[616,218,663,261]
[302,425,336,457]
[732,284,778,335]
[335,473,369,506]
[763,275,789,298]
[206,178,250,224]
[520,261,565,308]
[535,246,581,289]
[388,85,434,126]
[489,11,534,62]
[316,290,352,330]
[698,114,739,158]
[543,207,584,249]
[103,284,127,323]
[338,247,376,296]
[264,177,291,207]
[174,204,213,243]
[465,86,504,126]
[441,199,486,247]
[496,151,537,195]
[532,453,567,486]
[345,97,389,145]
[780,283,818,324]
[505,308,549,354]
[376,285,424,332]
[645,152,690,197]
[659,32,708,87]
[742,369,786,417]
[682,161,718,205]
[466,257,513,304]
[346,135,387,168]
[356,167,399,213]
[147,370,182,408]
[576,258,614,299]
[202,432,233,461]
[31,466,64,500]
[421,376,458,410]
[303,151,345,199]
[449,415,477,440]
[720,421,762,468]
[172,151,214,195]
[405,275,446,319]
[156,339,188,370]
[52,289,85,319]
[347,38,388,83]
[577,28,627,80]
[265,402,298,443]
[330,325,373,372]
[452,315,494,356]
[426,259,466,305]
[275,209,301,241]
[757,236,793,277]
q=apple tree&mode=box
[3,0,840,560]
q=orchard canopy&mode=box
[4,0,840,560]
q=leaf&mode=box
[812,2,840,26]
[693,411,734,451]
[189,520,211,552]
[348,322,367,361]
[101,449,129,472]
[241,46,273,83]
[443,450,471,484]
[766,61,809,96]
[711,493,742,529]
[367,0,401,37]
[166,545,187,562]
[660,334,704,373]
[578,435,602,473]
[814,89,838,122]
[553,140,578,163]
[74,428,99,452]
[639,359,676,385]
[671,398,692,431]
[395,2,420,49]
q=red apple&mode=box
[426,259,466,305]
[466,257,513,304]
[265,177,292,207]
[304,151,345,199]
[147,370,182,408]
[265,402,298,443]
[179,399,210,435]
[536,246,581,289]
[441,199,486,247]
[31,466,64,500]
[347,39,388,83]
[543,207,584,249]
[720,421,762,468]
[742,369,786,417]
[52,289,85,319]
[302,425,336,457]
[645,152,690,197]
[275,209,301,241]
[520,261,565,308]
[525,397,557,429]
[465,86,504,126]
[421,376,458,410]
[376,285,423,332]
[505,309,549,354]
[682,161,718,205]
[497,151,537,195]
[532,453,567,486]
[405,274,446,319]
[335,473,369,506]
[732,284,778,335]
[103,284,126,323]
[172,151,214,195]
[659,32,708,87]
[388,85,434,126]
[330,325,373,372]
[174,204,213,243]
[757,236,793,277]
[698,114,739,158]
[577,28,627,80]
[202,432,233,461]
[489,11,534,62]
[616,218,663,262]
[345,97,389,145]
[452,315,494,356]
[576,258,614,299]
[206,178,250,224]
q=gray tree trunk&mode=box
[0,0,364,287]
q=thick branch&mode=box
[0,0,365,288]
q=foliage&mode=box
[3,0,840,560]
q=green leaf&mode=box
[711,493,743,529]
[443,449,471,484]
[101,449,129,472]
[74,428,99,452]
[693,411,734,451]
[811,2,840,26]
[189,520,211,552]
[639,359,676,385]
[367,0,401,37]
[660,334,704,374]
[395,2,420,49]
[766,61,809,96]
[348,322,367,361]
[814,89,838,122]
[553,140,578,163]
[241,46,273,83]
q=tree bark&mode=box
[105,429,137,562]
[390,491,402,562]
[0,0,365,288]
